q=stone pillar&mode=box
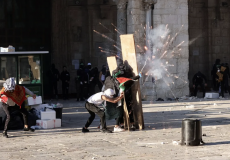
[116,0,127,56]
[143,0,156,49]
[51,0,68,93]
[153,0,189,99]
[142,0,157,101]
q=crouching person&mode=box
[0,78,36,138]
[82,88,124,133]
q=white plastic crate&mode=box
[36,119,61,129]
[40,110,56,120]
[205,93,219,99]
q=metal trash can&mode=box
[53,108,63,126]
[181,119,203,146]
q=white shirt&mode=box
[87,92,104,106]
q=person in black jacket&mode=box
[211,59,220,91]
[224,63,230,93]
[103,61,142,131]
[76,63,85,101]
[193,71,207,98]
[88,67,99,97]
[51,64,59,99]
[216,63,230,98]
[60,66,70,100]
[47,64,59,99]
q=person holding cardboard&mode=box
[0,77,36,138]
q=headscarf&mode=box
[1,78,26,107]
[3,77,15,92]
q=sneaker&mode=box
[2,131,8,138]
[82,127,89,133]
[100,129,112,133]
[24,127,35,132]
[131,124,136,131]
[97,123,102,129]
[219,96,225,99]
[114,126,125,132]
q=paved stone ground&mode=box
[1,95,230,160]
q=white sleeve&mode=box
[24,87,34,96]
[101,85,105,92]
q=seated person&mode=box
[192,71,207,98]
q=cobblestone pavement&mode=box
[1,97,230,160]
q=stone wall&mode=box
[115,0,189,100]
[52,0,117,94]
[51,0,191,98]
[189,0,230,87]
[152,0,189,99]
[50,0,230,99]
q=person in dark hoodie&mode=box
[103,61,142,131]
[76,63,85,101]
[224,63,230,93]
[211,59,221,91]
[88,66,98,97]
[50,64,59,99]
[60,66,70,100]
[216,63,230,98]
[98,65,107,91]
[192,71,207,98]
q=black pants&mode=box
[2,102,28,132]
[224,76,230,93]
[53,82,58,98]
[116,116,123,126]
[125,90,134,123]
[85,102,106,129]
[218,81,225,97]
[75,80,83,100]
[98,81,105,91]
[194,83,206,98]
[82,83,89,99]
[212,76,218,91]
[89,83,96,97]
[62,82,69,99]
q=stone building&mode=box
[0,0,229,99]
[51,0,190,100]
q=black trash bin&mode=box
[181,119,202,146]
[53,108,63,126]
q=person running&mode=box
[82,88,124,133]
